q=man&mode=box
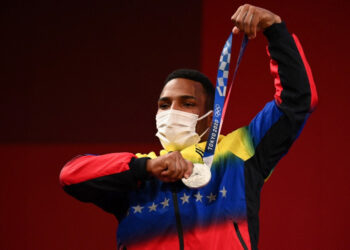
[60,4,317,250]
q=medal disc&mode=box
[182,163,211,188]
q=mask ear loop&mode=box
[199,127,210,138]
[197,110,213,121]
[197,110,213,138]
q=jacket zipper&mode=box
[233,222,248,250]
[172,188,184,250]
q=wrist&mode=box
[146,159,154,175]
[129,157,151,180]
[263,14,282,30]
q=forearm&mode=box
[264,22,318,115]
[60,153,150,205]
[246,23,318,179]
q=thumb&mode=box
[232,26,240,35]
[184,161,193,179]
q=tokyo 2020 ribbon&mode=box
[182,34,248,189]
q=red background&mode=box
[1,0,349,249]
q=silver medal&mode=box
[182,163,211,189]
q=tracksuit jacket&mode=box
[60,22,318,250]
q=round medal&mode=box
[182,163,211,188]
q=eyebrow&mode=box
[158,95,196,102]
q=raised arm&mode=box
[232,4,318,179]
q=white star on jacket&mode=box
[129,187,227,215]
[161,197,170,208]
[180,193,190,204]
[132,204,143,213]
[206,192,216,203]
[148,202,157,212]
[219,186,227,198]
[194,191,203,202]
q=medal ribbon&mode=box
[203,34,249,167]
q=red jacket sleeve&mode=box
[59,153,150,217]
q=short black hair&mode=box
[164,69,215,111]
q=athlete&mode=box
[60,4,318,250]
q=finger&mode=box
[231,5,242,23]
[248,14,255,39]
[175,152,187,179]
[173,154,185,180]
[232,26,240,35]
[257,11,268,32]
[235,6,248,32]
[160,169,169,177]
[160,168,175,178]
[232,7,243,30]
[183,160,193,179]
[243,8,255,38]
[176,157,187,179]
[250,11,260,39]
[160,158,176,177]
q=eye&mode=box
[158,102,170,109]
[184,102,195,107]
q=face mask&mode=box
[156,109,212,151]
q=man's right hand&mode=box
[146,152,193,182]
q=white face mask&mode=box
[156,109,212,151]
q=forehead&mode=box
[160,78,206,98]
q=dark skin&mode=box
[231,4,281,39]
[147,4,282,183]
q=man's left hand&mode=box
[231,4,282,39]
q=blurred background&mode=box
[1,0,349,249]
